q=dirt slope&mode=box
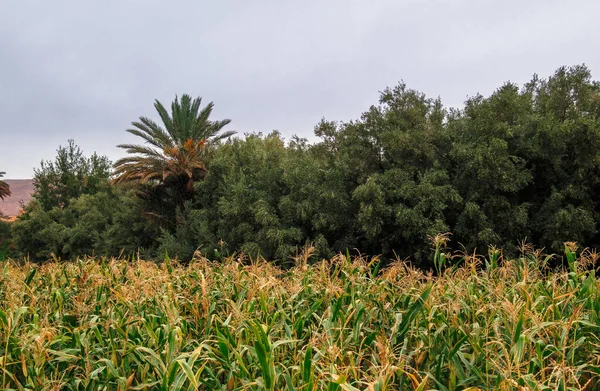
[0,179,34,217]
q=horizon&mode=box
[2,0,600,178]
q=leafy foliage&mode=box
[7,66,600,265]
[32,140,112,211]
[0,220,11,261]
[11,143,157,261]
[159,132,300,261]
[158,66,600,265]
[113,94,235,219]
[11,186,158,260]
[447,65,600,254]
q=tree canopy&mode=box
[6,65,600,266]
[114,94,234,194]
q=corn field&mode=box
[1,245,600,390]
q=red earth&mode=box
[0,179,34,217]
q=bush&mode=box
[0,219,12,260]
[11,186,158,261]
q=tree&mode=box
[7,65,600,265]
[159,132,303,262]
[446,83,534,252]
[113,94,235,210]
[33,140,112,211]
[12,141,140,260]
[12,186,158,260]
[519,65,600,251]
[332,83,459,262]
[0,172,10,200]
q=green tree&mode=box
[447,83,533,252]
[316,83,458,263]
[12,141,157,261]
[113,94,235,212]
[12,186,157,260]
[0,219,11,260]
[158,132,357,263]
[33,140,111,211]
[519,65,600,251]
[8,65,600,265]
[159,132,302,262]
[446,65,600,254]
[278,135,356,257]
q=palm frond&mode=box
[125,128,166,149]
[116,144,165,159]
[0,171,11,200]
[196,102,215,130]
[115,94,235,193]
[136,117,173,146]
[153,99,173,134]
[208,124,235,144]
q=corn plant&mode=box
[0,248,599,390]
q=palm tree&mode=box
[114,94,234,194]
[0,172,10,201]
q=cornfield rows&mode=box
[1,248,600,390]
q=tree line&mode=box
[1,65,600,267]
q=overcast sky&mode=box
[1,0,599,178]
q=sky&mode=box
[1,0,600,178]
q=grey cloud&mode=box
[1,0,599,177]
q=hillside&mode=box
[0,179,34,217]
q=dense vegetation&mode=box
[2,65,600,267]
[1,246,599,390]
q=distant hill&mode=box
[0,179,34,217]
